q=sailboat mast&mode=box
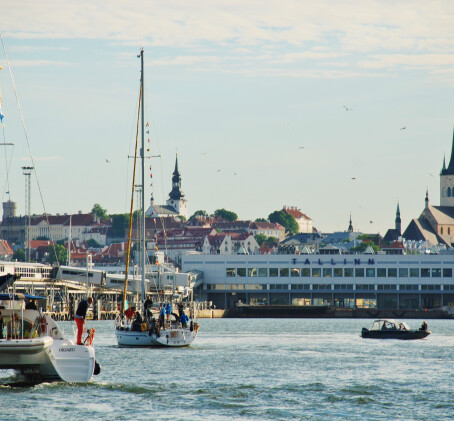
[140,48,146,312]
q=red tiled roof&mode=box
[0,240,13,255]
[282,208,312,221]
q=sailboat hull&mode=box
[116,327,197,347]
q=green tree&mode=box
[46,244,67,265]
[350,239,381,253]
[268,210,299,235]
[87,238,102,248]
[110,214,130,238]
[189,210,208,219]
[255,218,267,222]
[91,203,108,220]
[214,208,238,221]
[12,249,25,262]
[254,234,267,245]
[36,236,50,241]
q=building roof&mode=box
[383,229,400,243]
[282,206,312,221]
[403,218,440,246]
[0,239,13,256]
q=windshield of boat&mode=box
[371,319,411,331]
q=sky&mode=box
[0,1,454,236]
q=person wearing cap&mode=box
[75,297,93,345]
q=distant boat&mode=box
[361,319,431,340]
[114,49,198,347]
[0,292,101,382]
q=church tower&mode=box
[440,128,454,206]
[166,154,188,219]
[395,203,401,236]
[347,214,353,233]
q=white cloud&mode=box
[2,0,454,77]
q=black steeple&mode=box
[441,128,454,175]
[168,154,185,200]
[395,203,401,236]
[348,214,353,233]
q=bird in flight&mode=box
[369,220,373,223]
[298,146,304,149]
[351,177,359,180]
[201,152,208,155]
[216,169,221,172]
[343,105,352,111]
[105,159,110,164]
[400,126,406,130]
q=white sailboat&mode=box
[0,292,100,382]
[115,49,198,347]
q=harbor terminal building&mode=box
[182,252,454,310]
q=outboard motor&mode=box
[94,361,102,376]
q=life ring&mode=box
[40,316,47,334]
[141,323,147,332]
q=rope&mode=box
[0,34,61,269]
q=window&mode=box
[432,268,441,278]
[207,284,225,290]
[301,268,310,277]
[410,268,419,277]
[270,284,288,290]
[248,284,266,290]
[226,268,236,277]
[312,268,321,277]
[344,268,353,277]
[399,268,408,277]
[291,268,300,277]
[323,268,332,277]
[313,284,331,290]
[448,187,452,197]
[377,268,386,277]
[269,268,278,277]
[248,268,257,277]
[441,227,444,235]
[387,268,397,277]
[237,268,246,277]
[366,268,375,277]
[355,268,364,277]
[443,268,452,277]
[280,268,289,277]
[258,268,267,277]
[421,268,430,277]
[334,268,343,277]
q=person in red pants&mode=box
[75,297,93,345]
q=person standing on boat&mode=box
[159,304,165,328]
[180,311,189,328]
[144,296,153,319]
[75,297,93,345]
[165,302,172,321]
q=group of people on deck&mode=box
[121,296,190,331]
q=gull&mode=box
[216,169,221,172]
[370,220,373,223]
[201,152,208,155]
[400,126,406,130]
[351,177,359,180]
[105,159,110,163]
[343,105,352,111]
[233,172,237,176]
[429,172,434,177]
[298,146,304,149]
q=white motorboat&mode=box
[0,293,101,382]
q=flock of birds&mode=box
[102,105,408,188]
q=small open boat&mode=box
[361,319,431,340]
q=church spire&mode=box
[395,202,401,236]
[348,213,353,232]
[441,127,454,175]
[169,154,185,200]
[425,190,429,209]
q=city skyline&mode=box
[1,1,454,236]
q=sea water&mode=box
[0,318,453,420]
